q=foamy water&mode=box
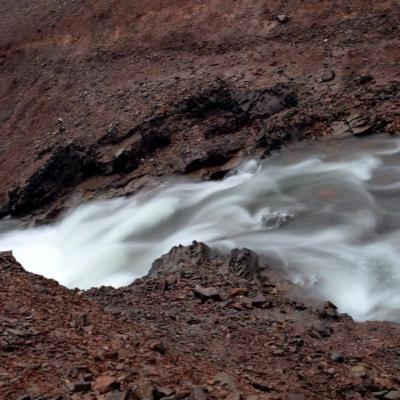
[1,135,400,322]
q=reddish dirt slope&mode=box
[0,0,399,220]
[2,245,400,400]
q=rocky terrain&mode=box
[2,244,400,400]
[0,0,399,222]
[0,0,400,399]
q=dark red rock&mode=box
[92,376,121,394]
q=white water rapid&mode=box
[1,136,400,322]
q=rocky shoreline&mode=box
[1,243,400,400]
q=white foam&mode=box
[1,136,400,322]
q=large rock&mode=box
[147,241,213,278]
[228,248,261,279]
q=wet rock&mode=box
[319,301,339,320]
[7,144,99,217]
[93,376,121,394]
[346,114,373,136]
[148,241,212,278]
[352,124,373,136]
[184,151,233,174]
[193,286,222,302]
[261,211,296,229]
[320,69,336,82]
[331,121,351,138]
[228,248,261,279]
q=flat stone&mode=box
[92,376,120,394]
[331,121,351,138]
[384,391,400,400]
[347,113,362,123]
[214,372,237,390]
[350,365,367,378]
[352,125,372,136]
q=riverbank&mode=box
[1,245,400,400]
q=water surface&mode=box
[1,135,400,322]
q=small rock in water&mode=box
[261,211,296,230]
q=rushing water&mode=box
[1,135,400,322]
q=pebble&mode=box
[330,352,344,362]
[350,365,367,378]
